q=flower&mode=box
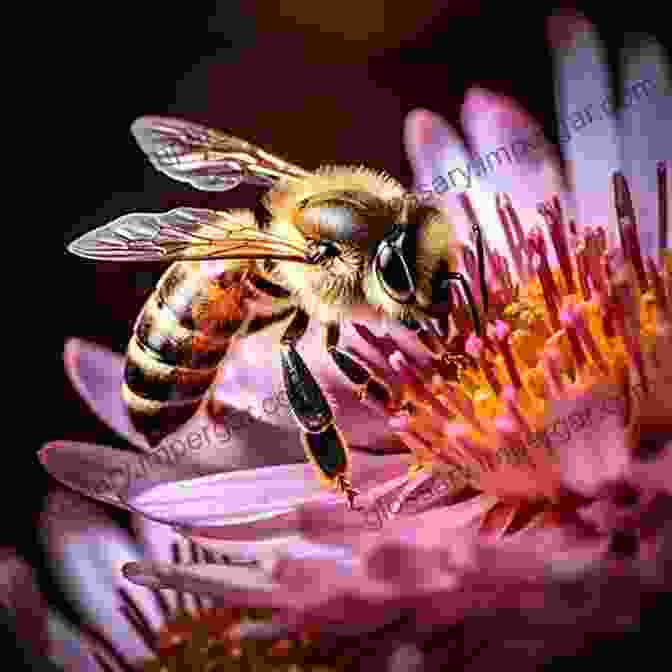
[42,9,672,669]
[4,489,400,671]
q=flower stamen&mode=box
[348,166,670,536]
[658,161,668,262]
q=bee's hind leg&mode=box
[279,309,360,509]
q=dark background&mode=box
[12,1,671,665]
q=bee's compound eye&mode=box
[374,243,415,304]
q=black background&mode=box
[11,1,671,666]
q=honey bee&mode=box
[68,117,486,508]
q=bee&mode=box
[68,117,487,508]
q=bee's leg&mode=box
[396,314,472,382]
[279,309,359,509]
[324,322,395,408]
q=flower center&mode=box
[355,164,670,534]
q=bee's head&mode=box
[296,189,393,280]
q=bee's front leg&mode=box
[279,309,359,509]
[324,322,395,408]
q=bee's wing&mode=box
[68,207,312,263]
[131,116,312,192]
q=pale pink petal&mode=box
[64,338,148,450]
[46,612,104,672]
[122,561,293,609]
[179,530,304,564]
[0,547,104,670]
[40,489,163,664]
[628,441,672,494]
[461,87,566,200]
[477,525,610,579]
[545,382,633,496]
[404,108,498,248]
[39,440,202,510]
[460,86,568,264]
[131,514,213,614]
[0,548,49,656]
[125,464,338,528]
[619,36,672,256]
[298,491,495,556]
[548,9,622,235]
[387,644,424,672]
[404,108,471,196]
[64,338,307,474]
[123,453,408,532]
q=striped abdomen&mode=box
[122,261,251,446]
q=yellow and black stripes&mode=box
[123,262,243,445]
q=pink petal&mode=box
[628,441,672,494]
[0,547,104,670]
[387,644,424,672]
[64,338,149,450]
[479,525,610,579]
[39,440,202,510]
[124,452,408,532]
[404,108,470,194]
[0,548,49,656]
[125,463,337,527]
[461,86,566,200]
[460,86,567,264]
[64,338,308,474]
[131,514,213,614]
[298,491,495,557]
[619,36,672,256]
[179,530,304,564]
[46,612,104,672]
[547,9,622,234]
[122,561,292,608]
[546,382,633,496]
[404,108,496,247]
[40,489,163,664]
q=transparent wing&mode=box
[131,116,312,191]
[68,207,312,263]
